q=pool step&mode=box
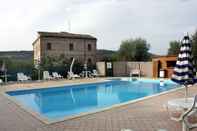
[121,129,167,131]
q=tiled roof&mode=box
[38,31,97,40]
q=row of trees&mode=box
[0,58,34,81]
[40,55,93,77]
[118,38,150,61]
[108,38,151,61]
[167,40,180,55]
[110,30,197,65]
[0,55,95,81]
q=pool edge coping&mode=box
[2,78,183,125]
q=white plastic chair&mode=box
[43,71,53,80]
[17,73,21,81]
[17,73,31,81]
[130,69,141,77]
[67,71,80,80]
[182,95,197,131]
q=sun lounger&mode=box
[52,72,63,79]
[67,71,80,79]
[130,69,141,77]
[17,73,31,82]
[43,71,53,80]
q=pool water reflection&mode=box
[7,79,177,121]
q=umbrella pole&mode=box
[5,70,7,84]
[185,85,188,102]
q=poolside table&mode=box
[167,97,194,121]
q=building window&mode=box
[88,44,92,51]
[47,43,52,50]
[69,43,74,51]
[167,61,176,68]
[88,58,92,64]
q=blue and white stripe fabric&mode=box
[171,35,197,85]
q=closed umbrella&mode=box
[171,34,197,99]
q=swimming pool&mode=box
[6,78,178,123]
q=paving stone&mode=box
[0,79,197,131]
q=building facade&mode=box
[152,55,177,78]
[33,31,97,65]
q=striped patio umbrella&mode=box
[171,34,197,98]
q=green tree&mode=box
[111,53,119,61]
[0,58,34,81]
[40,56,69,74]
[192,30,197,68]
[40,55,85,76]
[167,40,180,55]
[134,39,150,61]
[118,38,150,61]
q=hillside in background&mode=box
[149,53,161,58]
[0,50,159,61]
[96,49,117,61]
[0,50,117,61]
[0,51,33,60]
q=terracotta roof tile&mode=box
[38,31,97,40]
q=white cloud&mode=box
[0,0,197,54]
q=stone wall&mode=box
[113,62,127,76]
[126,62,153,77]
[96,61,153,77]
[33,39,41,64]
[96,62,105,76]
[34,36,97,64]
[42,37,97,64]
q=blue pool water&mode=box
[7,79,178,121]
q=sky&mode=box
[0,0,197,55]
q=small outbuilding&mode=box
[152,55,177,78]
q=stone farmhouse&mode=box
[33,31,97,65]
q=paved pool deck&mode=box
[0,78,197,131]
